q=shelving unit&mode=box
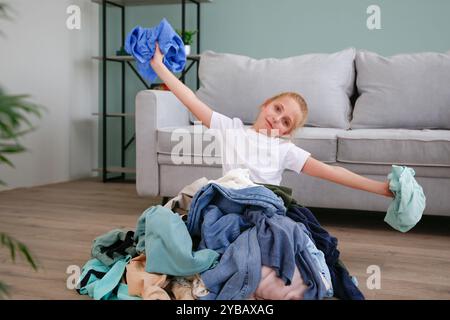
[92,0,210,182]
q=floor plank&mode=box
[0,179,449,300]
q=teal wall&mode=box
[99,0,450,176]
[201,0,450,57]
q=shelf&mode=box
[93,167,136,174]
[92,0,212,6]
[92,55,200,62]
[95,0,205,183]
[93,112,135,117]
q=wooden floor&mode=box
[0,178,449,300]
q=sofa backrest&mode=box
[193,49,450,130]
[195,48,356,129]
[351,50,450,129]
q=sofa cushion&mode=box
[291,127,345,163]
[195,49,356,129]
[352,50,450,129]
[337,129,450,167]
[157,126,346,164]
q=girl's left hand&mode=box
[381,181,395,198]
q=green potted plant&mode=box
[0,1,41,299]
[176,29,197,56]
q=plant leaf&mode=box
[0,281,11,299]
[1,234,16,262]
[0,89,43,176]
[0,144,26,153]
[0,233,38,271]
[0,154,15,168]
[17,242,38,271]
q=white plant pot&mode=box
[185,45,191,56]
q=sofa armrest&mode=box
[136,90,190,197]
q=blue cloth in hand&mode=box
[385,165,426,232]
[125,18,186,83]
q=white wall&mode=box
[0,0,99,191]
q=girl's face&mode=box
[253,96,303,137]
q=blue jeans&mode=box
[287,205,364,300]
[187,183,286,237]
[189,183,328,300]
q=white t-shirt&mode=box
[210,111,311,185]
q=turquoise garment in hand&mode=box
[385,165,426,232]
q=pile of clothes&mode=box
[77,168,364,300]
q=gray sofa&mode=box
[136,48,450,216]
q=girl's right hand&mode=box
[150,42,164,68]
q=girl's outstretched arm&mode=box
[301,157,394,198]
[150,43,213,127]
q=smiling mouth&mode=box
[266,119,273,130]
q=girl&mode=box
[150,43,394,199]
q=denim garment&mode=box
[198,204,252,254]
[135,205,219,276]
[287,205,365,300]
[125,18,186,83]
[261,183,363,300]
[190,183,327,299]
[198,207,328,300]
[247,210,327,299]
[200,228,261,300]
[187,183,286,237]
[298,223,333,298]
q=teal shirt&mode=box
[91,229,137,267]
[135,205,219,276]
[77,256,141,300]
[385,165,426,232]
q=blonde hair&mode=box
[261,92,308,136]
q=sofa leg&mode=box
[161,196,170,206]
